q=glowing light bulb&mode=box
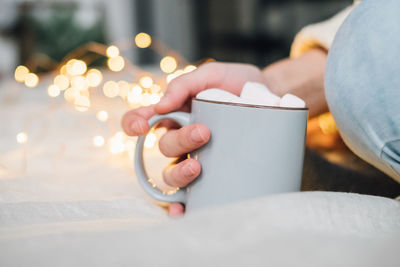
[54,75,69,90]
[74,96,90,112]
[160,56,177,73]
[135,32,152,48]
[93,135,105,147]
[47,84,61,97]
[24,73,39,88]
[96,110,109,122]
[184,65,197,73]
[16,132,28,144]
[139,76,153,88]
[107,56,125,72]
[86,69,102,87]
[103,81,119,98]
[14,65,29,82]
[106,45,119,58]
[144,132,157,148]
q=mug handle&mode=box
[134,112,190,203]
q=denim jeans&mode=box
[325,0,400,182]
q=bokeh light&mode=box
[96,110,109,122]
[135,32,152,48]
[16,132,28,144]
[66,59,87,76]
[184,65,197,73]
[139,76,153,88]
[47,85,61,98]
[24,73,39,88]
[106,45,120,58]
[144,132,157,148]
[14,65,29,82]
[109,131,126,154]
[93,135,105,147]
[103,81,119,98]
[160,56,177,73]
[107,56,125,72]
[54,75,69,90]
[86,69,103,87]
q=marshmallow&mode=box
[196,89,243,104]
[196,84,306,109]
[240,82,280,106]
[279,94,306,108]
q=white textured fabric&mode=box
[1,78,400,266]
[291,1,361,58]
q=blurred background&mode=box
[0,0,352,78]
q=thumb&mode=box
[155,63,223,114]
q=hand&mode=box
[122,62,266,216]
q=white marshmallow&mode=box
[196,89,242,104]
[196,85,306,109]
[279,94,306,108]
[240,82,281,106]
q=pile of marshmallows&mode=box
[196,82,305,108]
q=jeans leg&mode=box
[324,0,400,182]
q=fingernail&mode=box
[190,126,205,143]
[131,119,145,134]
[182,162,196,177]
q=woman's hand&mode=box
[122,49,328,216]
[121,62,267,216]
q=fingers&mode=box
[121,106,156,136]
[168,203,185,217]
[159,124,210,157]
[163,158,201,188]
[155,62,224,114]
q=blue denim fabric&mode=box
[325,0,400,182]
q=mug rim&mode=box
[193,98,308,111]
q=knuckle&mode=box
[177,126,194,149]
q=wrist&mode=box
[261,48,328,117]
[261,48,327,96]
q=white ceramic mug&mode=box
[134,98,308,212]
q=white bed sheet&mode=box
[1,80,400,266]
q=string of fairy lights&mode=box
[9,32,198,175]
